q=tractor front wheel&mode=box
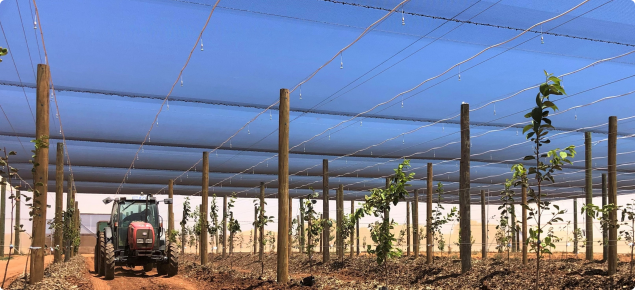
[103,243,115,280]
[167,243,179,277]
[98,232,105,277]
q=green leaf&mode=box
[523,156,535,160]
[539,84,550,96]
[522,124,533,134]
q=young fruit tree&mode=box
[430,182,457,260]
[497,179,517,263]
[351,160,413,288]
[251,197,273,277]
[510,72,575,290]
[582,202,617,257]
[620,201,635,274]
[302,191,331,275]
[227,193,241,255]
[180,197,192,253]
[207,194,220,253]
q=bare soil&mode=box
[83,254,201,290]
[176,252,635,289]
[0,254,54,287]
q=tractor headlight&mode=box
[137,239,144,244]
[145,239,153,244]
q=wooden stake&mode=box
[254,206,258,255]
[0,183,5,258]
[289,196,292,258]
[337,184,343,261]
[319,213,323,254]
[426,163,433,264]
[584,131,593,260]
[74,201,79,256]
[14,190,21,255]
[222,195,227,258]
[522,185,527,265]
[168,179,174,246]
[602,173,608,262]
[413,189,419,258]
[350,200,354,258]
[406,201,410,256]
[511,203,516,253]
[300,198,305,254]
[30,64,50,284]
[277,88,290,283]
[608,116,617,275]
[459,103,471,273]
[259,182,265,261]
[356,210,360,256]
[481,190,486,260]
[574,199,578,255]
[53,143,64,263]
[322,159,329,263]
[201,152,209,264]
[64,175,72,262]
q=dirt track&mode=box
[0,254,54,286]
[83,254,198,290]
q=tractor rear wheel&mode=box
[167,243,179,277]
[98,233,105,277]
[103,243,115,280]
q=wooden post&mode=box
[259,182,265,261]
[413,189,419,258]
[511,203,516,253]
[288,196,292,258]
[336,184,343,261]
[168,180,174,247]
[426,163,433,264]
[0,182,5,258]
[608,116,617,275]
[602,173,608,262]
[406,201,410,256]
[53,143,64,263]
[222,195,227,258]
[30,64,50,284]
[74,201,79,256]
[459,103,471,273]
[300,198,305,254]
[356,210,360,256]
[322,159,329,262]
[277,88,290,283]
[584,131,593,260]
[64,175,72,262]
[319,213,323,254]
[385,178,390,225]
[254,206,258,255]
[201,152,209,264]
[573,199,578,255]
[350,200,354,258]
[14,190,21,254]
[522,185,527,265]
[481,190,486,260]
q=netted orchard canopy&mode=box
[1,0,634,204]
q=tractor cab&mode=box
[97,193,177,280]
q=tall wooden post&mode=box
[259,182,265,261]
[573,199,578,255]
[406,201,410,256]
[0,183,5,258]
[413,189,419,258]
[288,196,292,258]
[168,180,174,246]
[64,175,73,262]
[481,190,486,260]
[459,103,471,273]
[277,88,290,283]
[602,173,608,262]
[350,200,354,258]
[201,152,209,264]
[14,190,21,254]
[608,116,617,275]
[336,184,343,261]
[522,185,527,265]
[426,163,433,264]
[30,64,50,284]
[322,159,329,262]
[222,195,227,258]
[583,131,593,260]
[53,143,64,263]
[300,198,305,254]
[254,207,258,255]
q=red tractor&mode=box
[96,194,178,280]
